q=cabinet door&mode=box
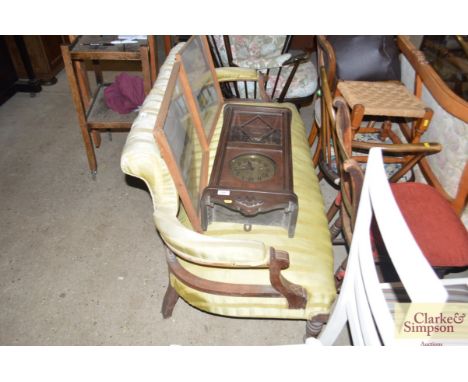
[0,36,18,105]
[5,35,68,83]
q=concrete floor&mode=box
[0,69,350,346]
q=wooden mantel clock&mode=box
[200,104,298,237]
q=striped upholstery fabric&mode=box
[121,43,336,320]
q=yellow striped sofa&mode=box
[121,41,336,338]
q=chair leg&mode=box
[326,195,341,223]
[412,108,433,143]
[312,132,322,168]
[305,314,329,338]
[329,218,342,241]
[350,104,365,135]
[334,258,348,291]
[308,120,319,147]
[92,131,101,148]
[161,280,179,319]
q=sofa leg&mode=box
[161,281,179,319]
[305,314,329,339]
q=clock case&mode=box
[201,104,298,237]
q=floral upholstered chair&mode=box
[208,35,317,108]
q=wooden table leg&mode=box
[62,45,97,175]
[73,60,91,109]
[164,35,172,57]
[140,46,152,95]
[148,35,158,85]
[92,60,103,85]
[92,131,102,148]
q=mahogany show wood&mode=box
[201,104,298,237]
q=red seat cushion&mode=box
[376,183,468,267]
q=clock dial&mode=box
[229,154,276,182]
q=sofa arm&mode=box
[122,137,271,268]
[215,67,270,102]
[153,207,270,268]
[215,67,260,82]
[234,53,292,70]
[282,51,311,66]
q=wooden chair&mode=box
[312,62,442,231]
[208,35,317,109]
[309,36,445,192]
[332,98,468,286]
[313,65,441,188]
[309,148,468,346]
[314,36,433,142]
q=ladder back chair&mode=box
[317,35,433,142]
[312,63,442,231]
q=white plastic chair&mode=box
[311,148,468,346]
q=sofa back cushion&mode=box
[120,43,186,214]
[211,35,287,66]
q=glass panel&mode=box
[179,36,221,138]
[163,77,202,210]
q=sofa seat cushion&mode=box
[372,183,468,268]
[212,35,288,66]
[264,61,318,99]
[224,61,318,100]
[174,102,335,319]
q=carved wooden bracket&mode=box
[269,248,307,309]
[257,72,271,102]
[236,196,265,215]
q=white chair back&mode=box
[318,148,450,346]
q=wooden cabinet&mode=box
[5,35,68,84]
[0,36,18,105]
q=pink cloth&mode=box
[104,73,145,114]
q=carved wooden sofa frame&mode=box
[121,36,335,339]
